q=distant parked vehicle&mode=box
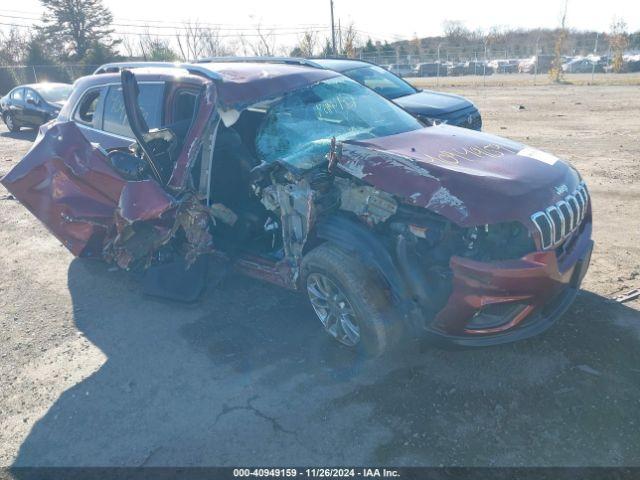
[621,54,640,72]
[387,63,414,77]
[488,59,519,74]
[464,61,493,75]
[413,62,446,77]
[447,63,467,76]
[519,55,554,74]
[562,58,604,73]
[0,82,72,132]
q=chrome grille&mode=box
[531,182,589,250]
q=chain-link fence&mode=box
[357,45,640,85]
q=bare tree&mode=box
[175,21,230,61]
[175,21,204,61]
[122,35,136,59]
[0,27,29,65]
[609,18,629,73]
[339,22,359,58]
[296,30,318,57]
[550,0,569,83]
[442,20,471,44]
[254,23,277,56]
[201,28,230,58]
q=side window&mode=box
[10,88,24,101]
[173,90,198,124]
[74,88,102,127]
[25,89,38,104]
[103,83,164,138]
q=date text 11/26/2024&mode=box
[233,468,401,478]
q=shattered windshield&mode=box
[255,76,422,170]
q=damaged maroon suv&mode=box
[1,62,593,355]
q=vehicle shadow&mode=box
[0,128,37,141]
[11,257,640,467]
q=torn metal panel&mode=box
[117,180,176,223]
[173,194,215,266]
[105,188,214,271]
[263,180,316,263]
[0,121,126,257]
[202,62,339,110]
[168,81,218,192]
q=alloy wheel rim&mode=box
[5,115,13,129]
[306,273,360,346]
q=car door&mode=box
[8,88,26,124]
[23,88,47,126]
[1,70,218,258]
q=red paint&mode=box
[433,219,592,336]
[1,122,126,256]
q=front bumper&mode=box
[447,107,482,131]
[426,221,593,346]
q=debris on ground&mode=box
[515,104,526,110]
[0,194,14,200]
[576,365,602,377]
[614,288,640,303]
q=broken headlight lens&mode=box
[463,221,536,262]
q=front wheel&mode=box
[3,112,19,132]
[301,243,402,356]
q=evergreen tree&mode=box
[38,0,119,61]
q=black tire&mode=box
[3,112,19,132]
[301,242,402,356]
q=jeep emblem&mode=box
[554,184,569,195]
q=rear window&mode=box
[73,88,102,127]
[10,88,23,101]
[102,83,164,138]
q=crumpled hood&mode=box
[393,90,473,116]
[338,125,581,227]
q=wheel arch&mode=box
[310,214,410,304]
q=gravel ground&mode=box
[1,83,640,467]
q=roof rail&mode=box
[92,61,222,80]
[93,62,183,74]
[195,56,325,69]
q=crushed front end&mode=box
[334,126,594,346]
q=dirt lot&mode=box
[1,82,640,467]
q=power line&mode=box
[0,21,331,38]
[0,11,327,32]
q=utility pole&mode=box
[591,32,599,83]
[330,0,336,55]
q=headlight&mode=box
[463,222,536,261]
